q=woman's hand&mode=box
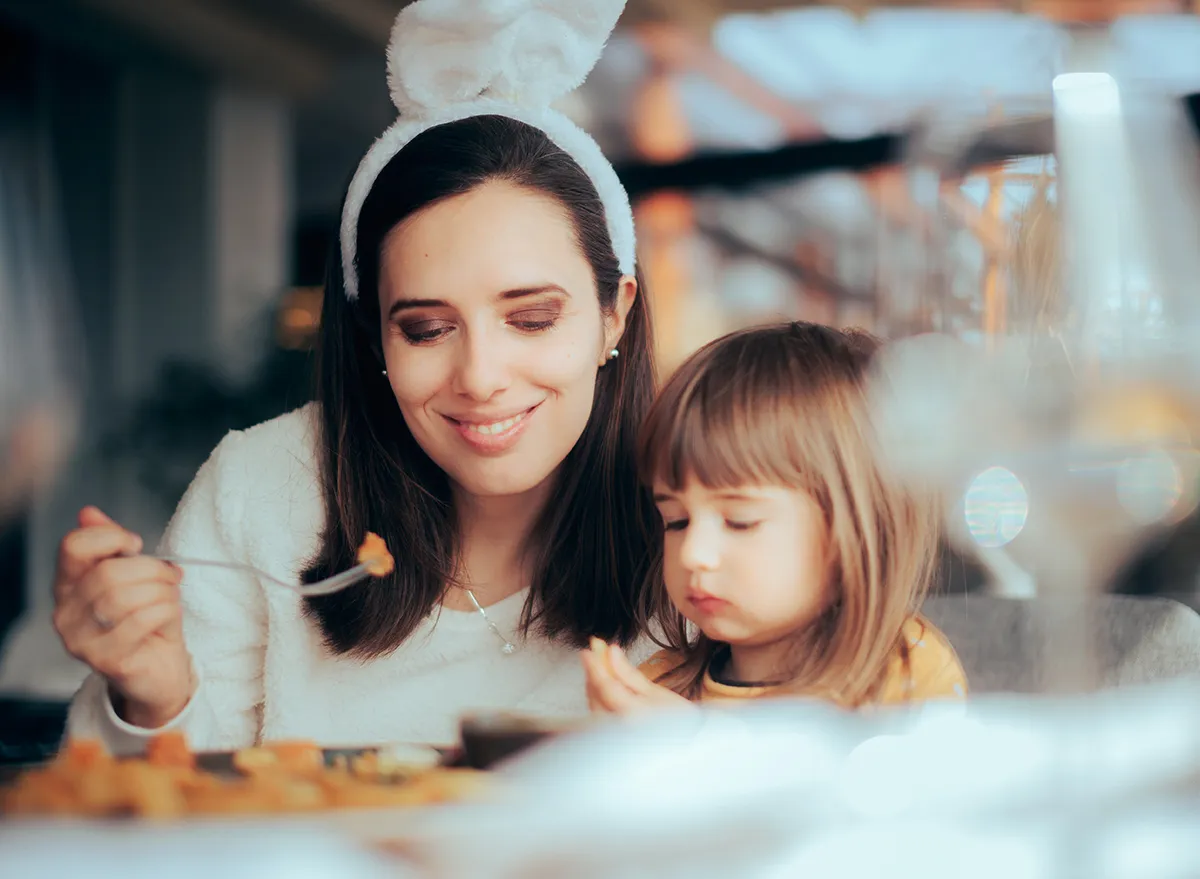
[582,639,694,715]
[52,506,195,728]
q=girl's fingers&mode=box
[606,644,657,695]
[582,649,638,713]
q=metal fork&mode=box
[153,556,374,597]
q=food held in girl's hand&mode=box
[356,532,394,577]
[588,636,610,664]
[1,735,486,820]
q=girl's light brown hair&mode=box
[636,322,939,706]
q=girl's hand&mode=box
[582,638,693,715]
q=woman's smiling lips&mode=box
[443,404,541,453]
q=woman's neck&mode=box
[447,478,554,608]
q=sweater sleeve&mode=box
[64,430,268,754]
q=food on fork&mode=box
[356,531,395,577]
[1,735,486,820]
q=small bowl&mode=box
[458,714,583,769]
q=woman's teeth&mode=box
[463,412,527,435]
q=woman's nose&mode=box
[451,328,512,401]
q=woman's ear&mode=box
[600,274,638,365]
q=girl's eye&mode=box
[399,321,453,343]
[509,311,559,332]
[663,518,689,532]
[725,520,761,532]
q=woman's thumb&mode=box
[78,506,118,528]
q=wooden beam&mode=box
[940,187,1010,258]
[629,65,696,371]
[622,0,1197,21]
[981,163,1007,341]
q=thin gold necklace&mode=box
[464,588,517,655]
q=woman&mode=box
[51,0,659,752]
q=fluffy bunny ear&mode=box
[387,0,626,114]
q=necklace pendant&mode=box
[463,587,520,656]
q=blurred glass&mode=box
[869,73,1200,692]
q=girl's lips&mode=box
[687,593,729,615]
[445,404,539,454]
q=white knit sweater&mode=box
[67,405,641,755]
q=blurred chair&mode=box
[924,594,1200,693]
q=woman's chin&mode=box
[448,464,558,503]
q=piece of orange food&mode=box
[356,531,395,577]
[1,736,486,820]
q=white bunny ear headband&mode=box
[340,0,636,301]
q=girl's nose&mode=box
[678,521,721,573]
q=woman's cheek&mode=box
[386,350,453,404]
[522,331,602,387]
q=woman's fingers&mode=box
[74,602,182,678]
[78,506,119,529]
[76,556,182,607]
[54,558,182,658]
[86,578,181,631]
[55,524,143,593]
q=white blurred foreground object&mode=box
[2,685,1195,878]
[0,824,403,879]
[371,684,1200,878]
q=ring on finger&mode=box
[92,607,115,631]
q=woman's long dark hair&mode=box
[302,115,661,658]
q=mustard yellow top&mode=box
[639,616,967,706]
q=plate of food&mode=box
[0,734,489,824]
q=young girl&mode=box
[583,321,966,713]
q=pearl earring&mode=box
[608,348,619,360]
[381,369,388,377]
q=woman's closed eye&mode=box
[396,319,454,344]
[508,308,560,333]
[663,518,688,532]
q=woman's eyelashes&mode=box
[508,309,560,333]
[661,517,762,533]
[397,320,453,343]
[394,305,562,345]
